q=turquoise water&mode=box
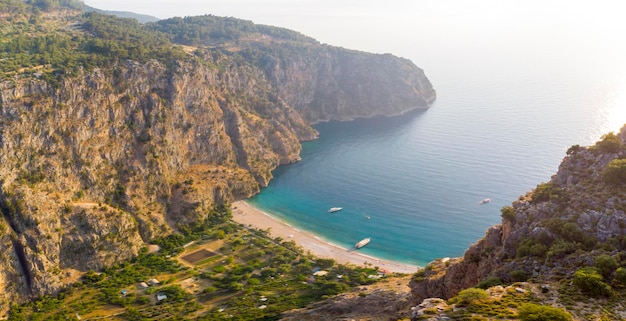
[247,51,626,266]
[85,0,626,267]
[246,6,626,267]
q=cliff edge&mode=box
[409,126,626,319]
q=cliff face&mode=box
[259,46,436,123]
[0,9,435,311]
[410,126,626,304]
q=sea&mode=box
[243,3,626,267]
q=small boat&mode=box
[364,215,371,220]
[355,237,371,249]
[480,198,492,204]
[328,207,343,213]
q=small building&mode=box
[120,289,128,296]
[138,282,149,289]
[147,278,160,286]
[156,293,167,301]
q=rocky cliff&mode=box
[0,4,435,312]
[409,126,626,318]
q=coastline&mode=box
[231,200,420,274]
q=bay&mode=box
[247,49,626,267]
[244,2,626,267]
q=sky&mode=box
[83,1,626,55]
[83,0,626,133]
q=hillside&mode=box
[406,126,626,320]
[0,0,435,314]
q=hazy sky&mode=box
[82,0,626,133]
[82,1,626,54]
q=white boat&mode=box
[328,207,343,213]
[480,198,492,204]
[355,237,371,249]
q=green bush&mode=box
[510,270,529,282]
[546,240,578,259]
[603,158,626,185]
[531,182,561,203]
[477,276,502,289]
[614,267,626,287]
[572,267,613,297]
[518,303,572,321]
[517,234,550,258]
[594,132,622,153]
[451,288,489,306]
[501,206,516,222]
[594,254,618,279]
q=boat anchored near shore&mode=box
[354,237,371,249]
[328,207,343,213]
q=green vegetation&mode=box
[593,132,622,153]
[7,205,391,320]
[594,254,618,279]
[531,182,561,203]
[445,284,535,320]
[572,267,612,297]
[516,218,596,260]
[518,303,572,321]
[0,6,185,82]
[477,276,502,289]
[500,205,516,222]
[451,288,489,306]
[150,15,316,46]
[603,158,626,185]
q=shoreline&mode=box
[231,200,420,274]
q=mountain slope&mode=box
[0,1,435,312]
[409,126,626,320]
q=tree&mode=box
[518,303,572,321]
[501,206,516,222]
[594,254,618,279]
[614,267,626,287]
[595,132,622,153]
[573,267,613,297]
[603,159,626,185]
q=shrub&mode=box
[517,235,550,258]
[501,206,516,222]
[594,132,622,153]
[572,267,613,297]
[566,144,581,155]
[594,254,618,279]
[518,303,572,321]
[614,267,626,287]
[546,240,578,259]
[451,288,489,306]
[603,159,626,185]
[510,270,529,282]
[531,182,561,203]
[477,276,502,289]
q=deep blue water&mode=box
[247,18,626,266]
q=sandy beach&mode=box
[231,200,420,274]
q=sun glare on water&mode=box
[605,78,626,134]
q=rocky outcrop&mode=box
[258,46,436,123]
[281,276,414,321]
[410,125,626,303]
